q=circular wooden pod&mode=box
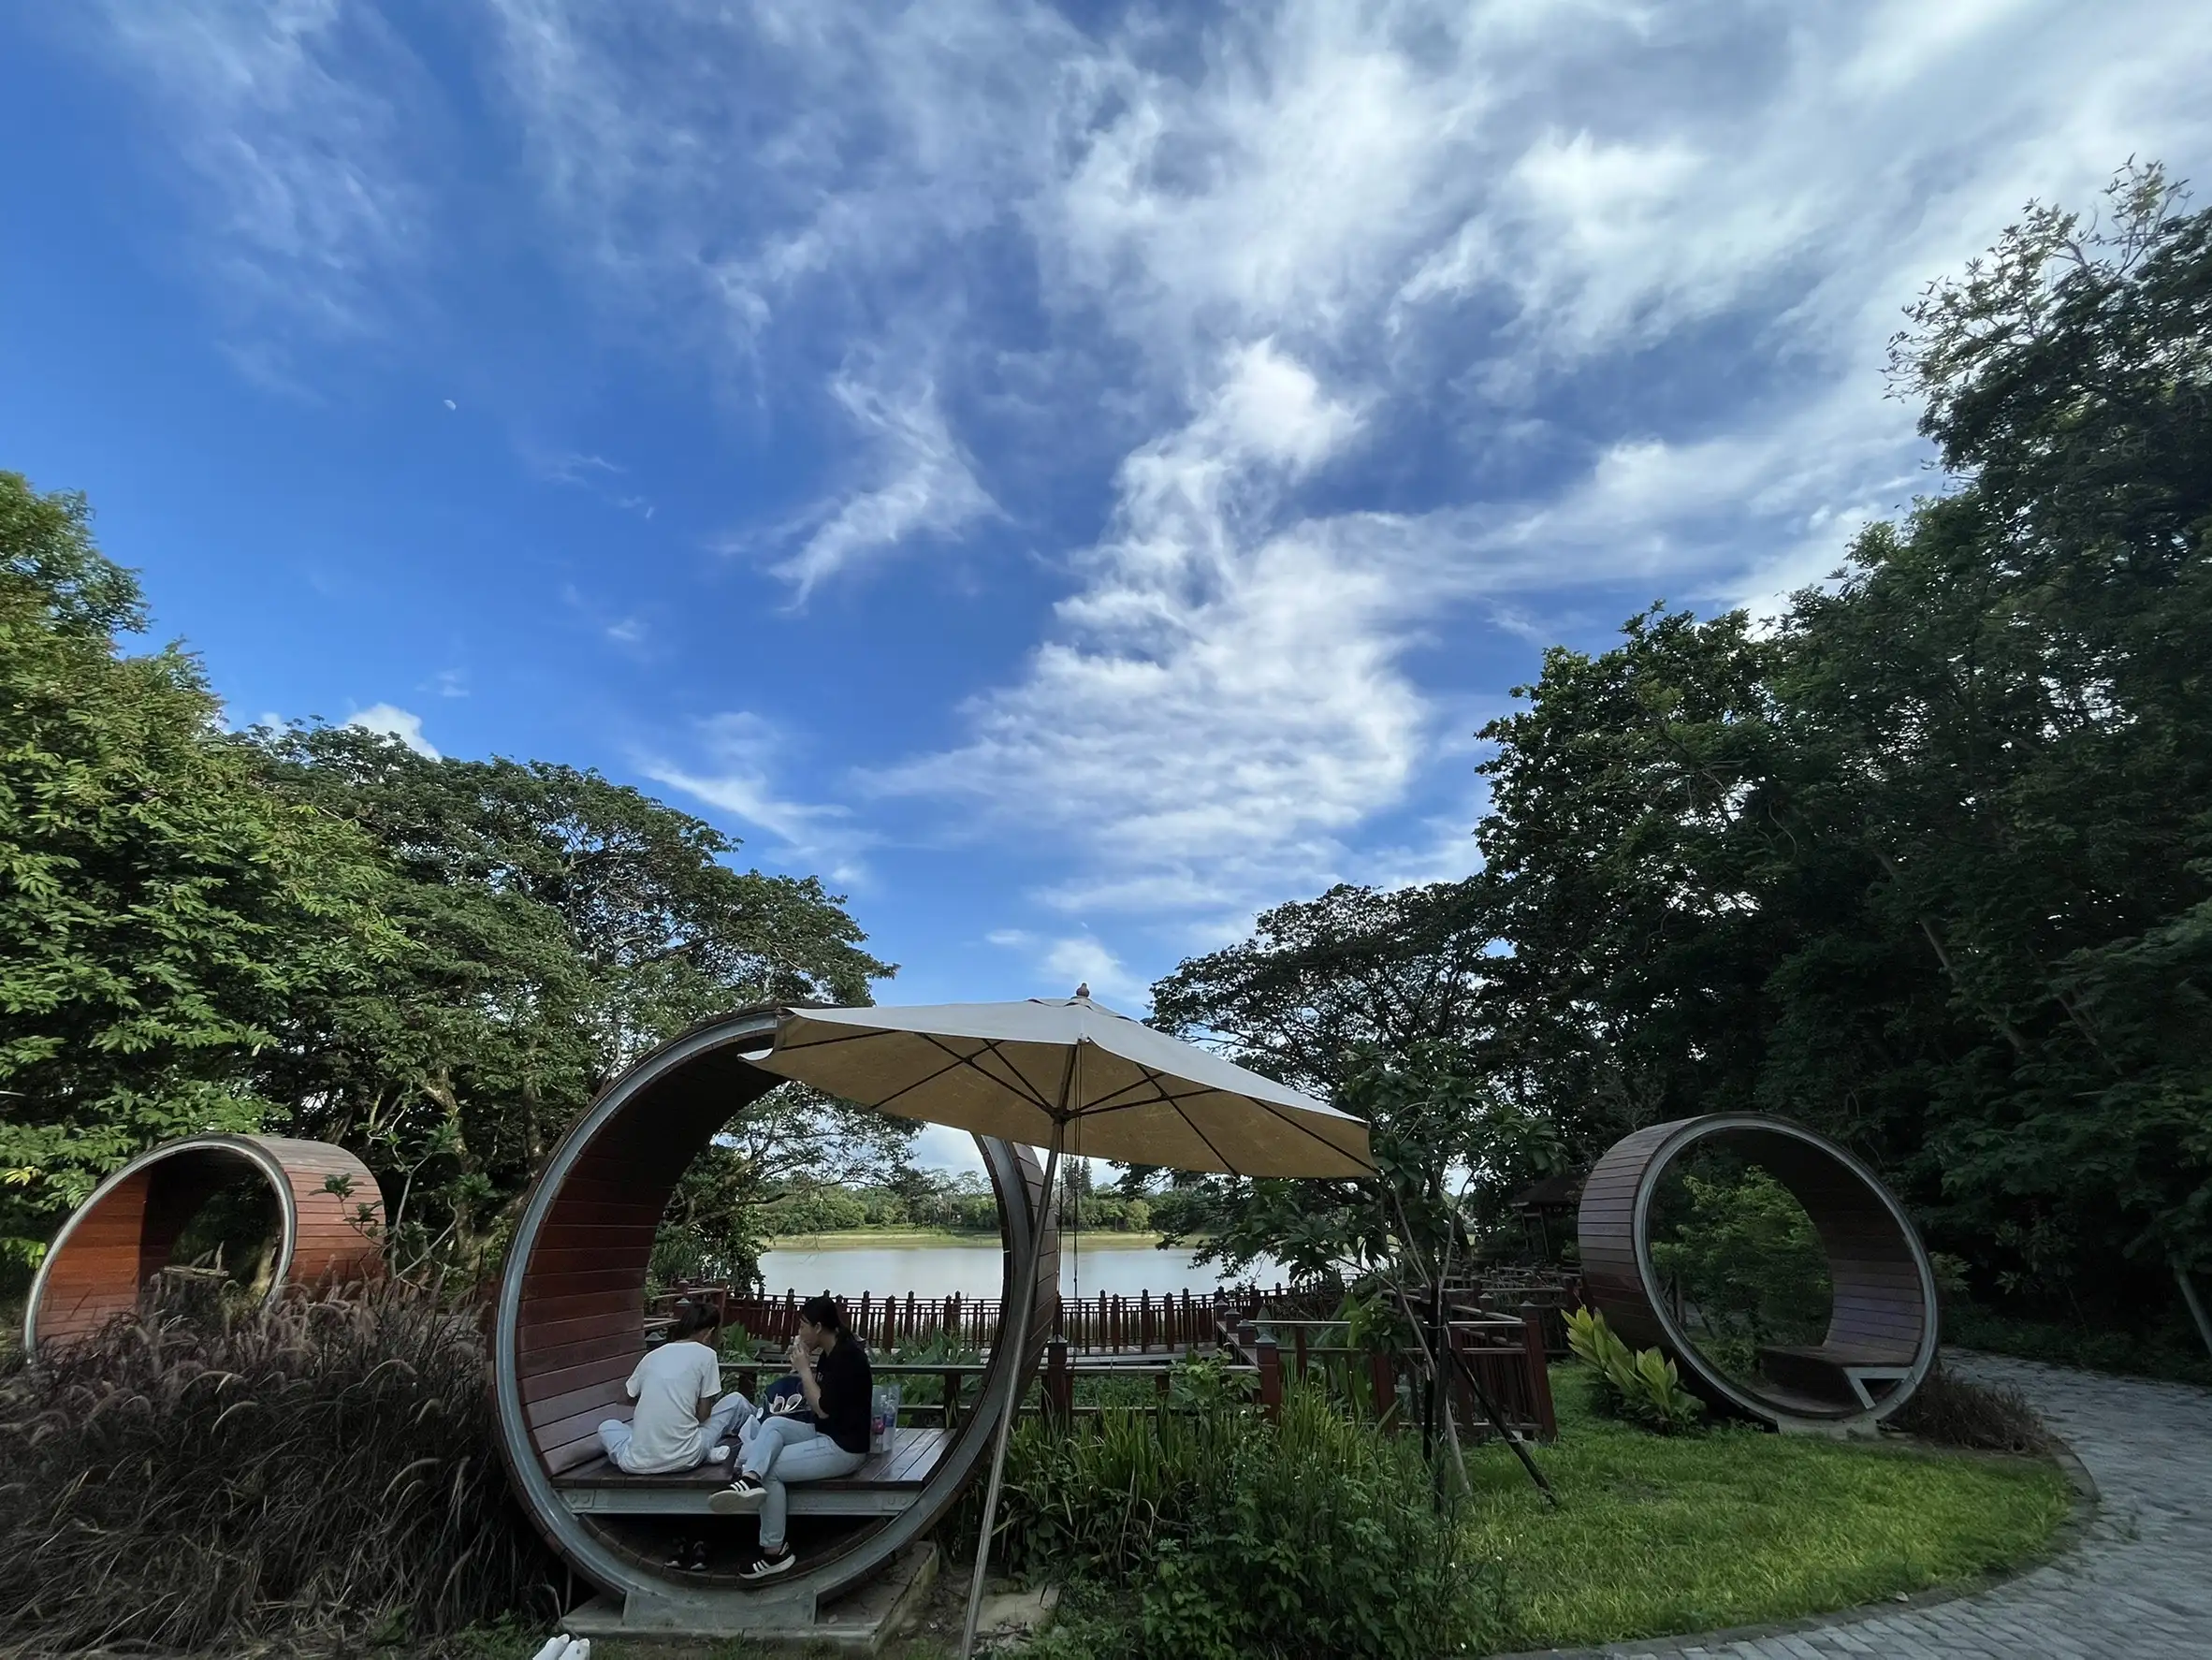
[23,1133,384,1351]
[490,1009,1060,1611]
[1578,1114,1939,1430]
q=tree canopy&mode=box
[1150,165,2212,1342]
[0,477,396,1266]
[0,473,898,1278]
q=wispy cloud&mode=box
[986,928,1149,1008]
[756,372,998,599]
[95,0,2212,955]
[526,450,655,519]
[643,712,874,884]
[86,0,432,357]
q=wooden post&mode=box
[1140,1289,1154,1352]
[1258,1335,1282,1421]
[1370,1351,1398,1430]
[1521,1307,1558,1442]
[1293,1325,1308,1382]
[1045,1338,1073,1425]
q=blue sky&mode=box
[6,0,2209,1034]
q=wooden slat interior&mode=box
[516,1048,781,1467]
[30,1136,385,1350]
[1577,1117,1932,1421]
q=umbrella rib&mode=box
[957,1037,1059,1115]
[1166,1096,1240,1176]
[1086,1058,1261,1121]
[866,1049,995,1113]
[1246,1094,1372,1172]
[1073,1065,1214,1121]
[1074,1066,1182,1114]
[768,1026,909,1054]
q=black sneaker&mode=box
[708,1475,765,1515]
[738,1545,795,1582]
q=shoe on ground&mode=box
[708,1475,766,1515]
[738,1546,795,1583]
[662,1538,700,1570]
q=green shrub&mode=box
[992,1385,1506,1659]
[1564,1307,1703,1434]
[0,1287,563,1654]
[1650,1165,1831,1351]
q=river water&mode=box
[758,1237,1279,1301]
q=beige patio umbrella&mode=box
[742,990,1373,1657]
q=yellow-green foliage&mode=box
[1565,1306,1704,1433]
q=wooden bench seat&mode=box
[551,1425,949,1517]
[1759,1344,1914,1410]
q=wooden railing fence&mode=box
[662,1276,1568,1444]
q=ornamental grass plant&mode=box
[0,1285,566,1657]
[985,1379,1508,1660]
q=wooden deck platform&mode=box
[554,1426,950,1517]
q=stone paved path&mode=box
[1533,1353,2212,1660]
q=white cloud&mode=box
[347,703,439,758]
[106,0,2212,941]
[871,342,1431,920]
[764,374,998,597]
[644,712,873,883]
[88,0,430,349]
[985,929,1149,1009]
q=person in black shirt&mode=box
[709,1293,873,1580]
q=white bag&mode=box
[868,1383,902,1454]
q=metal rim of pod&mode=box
[1577,1113,1941,1431]
[488,1007,1060,1609]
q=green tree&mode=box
[251,724,902,1262]
[0,474,395,1265]
[1148,166,2212,1351]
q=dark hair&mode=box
[797,1294,845,1332]
[671,1301,722,1342]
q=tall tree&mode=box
[252,725,901,1260]
[1148,166,2212,1341]
[0,474,394,1266]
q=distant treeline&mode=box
[764,1169,1206,1238]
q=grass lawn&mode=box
[460,1366,2075,1660]
[764,1228,1172,1249]
[1454,1369,2074,1651]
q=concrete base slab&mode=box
[974,1584,1059,1643]
[560,1542,939,1653]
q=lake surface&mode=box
[758,1237,1280,1301]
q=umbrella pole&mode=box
[961,1116,1065,1660]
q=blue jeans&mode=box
[741,1414,866,1550]
[597,1391,754,1472]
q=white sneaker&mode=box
[708,1476,766,1515]
[706,1443,732,1463]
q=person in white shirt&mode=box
[596,1302,755,1474]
